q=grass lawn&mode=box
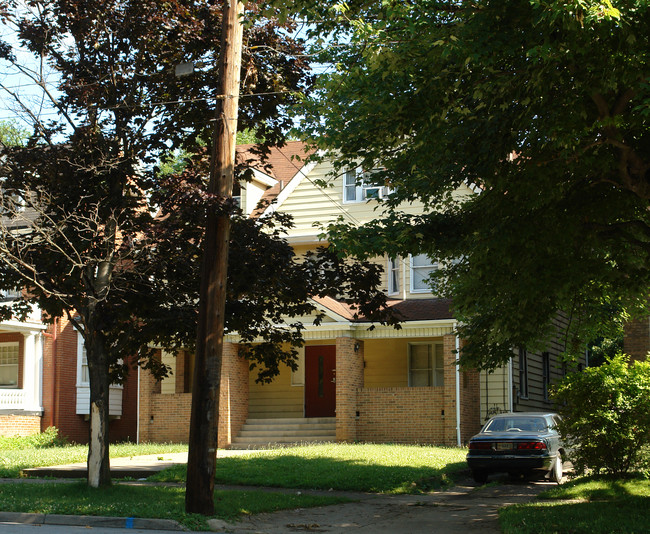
[499,475,650,534]
[0,441,188,478]
[0,481,349,530]
[1,433,469,530]
[151,442,469,493]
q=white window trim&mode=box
[342,167,391,203]
[76,333,89,387]
[0,341,19,388]
[76,332,123,389]
[387,257,400,295]
[407,342,444,387]
[409,254,437,293]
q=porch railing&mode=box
[0,389,25,410]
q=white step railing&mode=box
[0,389,25,409]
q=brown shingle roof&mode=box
[236,141,315,216]
[312,296,454,323]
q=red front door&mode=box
[305,345,336,417]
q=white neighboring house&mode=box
[0,289,46,418]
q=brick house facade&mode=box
[1,310,138,443]
[136,142,586,448]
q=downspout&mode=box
[508,356,514,412]
[136,365,141,444]
[454,323,461,447]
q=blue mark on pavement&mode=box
[125,517,134,528]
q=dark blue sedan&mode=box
[466,412,565,484]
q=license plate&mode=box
[496,442,514,450]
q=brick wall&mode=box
[335,337,364,442]
[41,318,86,442]
[349,334,475,446]
[0,414,41,436]
[441,334,459,445]
[356,387,447,443]
[624,317,650,362]
[217,343,249,447]
[139,343,249,447]
[456,337,482,444]
[40,318,138,444]
[138,350,192,443]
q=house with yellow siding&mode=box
[137,141,574,448]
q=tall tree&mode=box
[0,0,310,487]
[299,0,650,369]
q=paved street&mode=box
[0,525,181,534]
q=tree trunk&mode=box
[86,330,112,487]
[185,0,243,516]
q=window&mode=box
[410,254,436,292]
[0,288,22,302]
[388,257,400,295]
[232,181,242,208]
[0,190,25,214]
[0,342,19,388]
[519,348,529,399]
[77,335,89,386]
[343,170,358,202]
[408,343,444,387]
[343,168,391,203]
[542,352,550,401]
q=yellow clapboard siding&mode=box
[248,360,303,419]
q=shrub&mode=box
[0,427,68,450]
[552,354,650,476]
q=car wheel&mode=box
[550,455,563,484]
[472,470,488,484]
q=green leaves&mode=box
[299,0,650,369]
[553,354,650,476]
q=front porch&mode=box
[0,324,46,436]
[138,322,482,448]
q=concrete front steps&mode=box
[230,417,336,449]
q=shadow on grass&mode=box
[0,481,350,528]
[152,454,468,494]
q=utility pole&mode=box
[185,0,244,515]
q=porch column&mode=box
[218,342,249,448]
[21,331,43,413]
[335,337,364,442]
[442,334,458,446]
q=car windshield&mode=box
[483,416,547,433]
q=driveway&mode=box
[212,477,552,534]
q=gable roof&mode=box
[236,141,315,217]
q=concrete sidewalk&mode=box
[20,449,254,479]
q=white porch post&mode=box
[21,330,43,412]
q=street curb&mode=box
[0,511,186,530]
